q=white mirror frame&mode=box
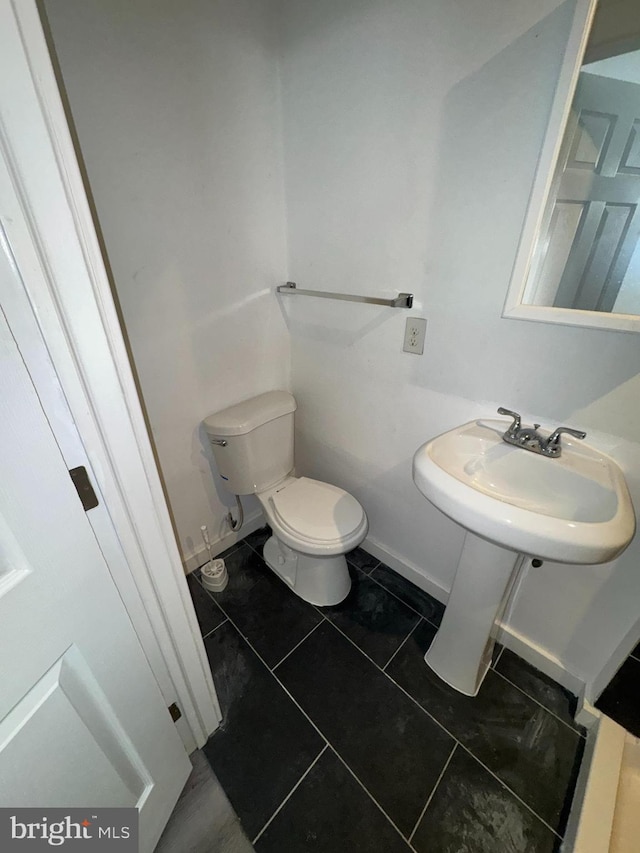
[503,0,640,334]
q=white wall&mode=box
[45,0,640,695]
[44,0,290,568]
[278,0,640,692]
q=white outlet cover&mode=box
[403,317,427,355]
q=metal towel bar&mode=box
[276,281,413,309]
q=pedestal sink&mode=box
[413,418,635,696]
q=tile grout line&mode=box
[190,572,228,635]
[202,534,570,840]
[197,535,326,671]
[456,741,563,839]
[383,663,565,838]
[491,667,584,738]
[244,533,269,559]
[322,617,566,838]
[226,532,442,635]
[251,744,329,846]
[357,557,578,741]
[408,742,457,843]
[362,564,444,629]
[325,616,411,674]
[492,644,505,668]
[350,551,576,739]
[352,548,581,739]
[207,605,414,849]
[204,596,330,752]
[323,618,467,747]
[201,618,228,641]
[347,558,381,576]
[327,745,419,852]
[383,618,422,672]
[271,620,323,672]
[325,591,580,744]
[230,533,576,735]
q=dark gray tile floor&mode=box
[187,573,227,638]
[323,565,421,667]
[596,650,640,738]
[411,747,558,853]
[203,621,323,839]
[276,620,454,836]
[387,622,583,831]
[494,649,581,733]
[205,543,322,668]
[190,528,584,852]
[371,562,445,627]
[255,748,410,853]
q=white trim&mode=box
[504,301,640,334]
[587,614,640,704]
[362,533,451,605]
[360,535,587,698]
[563,710,627,853]
[0,0,220,750]
[500,0,640,335]
[183,510,265,574]
[494,622,585,698]
[575,697,599,730]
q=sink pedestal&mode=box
[425,532,525,696]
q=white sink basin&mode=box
[413,419,635,564]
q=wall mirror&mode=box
[504,0,640,333]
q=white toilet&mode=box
[203,391,367,606]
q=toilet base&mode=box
[263,535,351,606]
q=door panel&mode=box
[0,298,190,849]
[0,648,150,807]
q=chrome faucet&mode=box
[497,408,586,458]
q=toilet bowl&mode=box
[203,391,367,606]
[257,475,367,605]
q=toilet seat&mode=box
[258,476,368,555]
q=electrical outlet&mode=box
[403,317,427,354]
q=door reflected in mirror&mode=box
[525,10,640,315]
[505,0,640,332]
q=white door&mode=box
[0,293,191,846]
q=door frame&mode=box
[0,0,220,751]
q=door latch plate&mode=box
[69,466,99,511]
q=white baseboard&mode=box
[362,534,451,605]
[360,534,586,698]
[183,510,265,575]
[495,622,585,698]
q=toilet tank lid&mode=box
[203,391,296,436]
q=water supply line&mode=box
[227,494,243,532]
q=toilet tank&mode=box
[203,391,296,495]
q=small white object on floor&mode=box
[201,558,228,592]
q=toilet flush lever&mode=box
[210,438,227,447]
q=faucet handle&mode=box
[546,427,587,456]
[497,407,521,435]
